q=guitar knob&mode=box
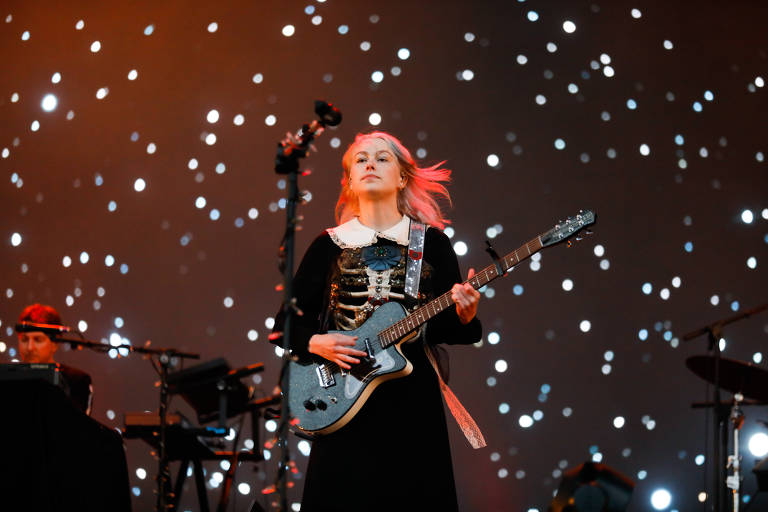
[303,400,316,411]
[314,399,327,411]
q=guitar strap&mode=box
[406,219,487,450]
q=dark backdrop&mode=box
[1,1,767,510]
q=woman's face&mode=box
[348,137,404,202]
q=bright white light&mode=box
[136,468,147,479]
[282,25,295,37]
[312,15,322,25]
[127,69,138,80]
[631,8,642,18]
[563,21,576,33]
[613,416,625,428]
[195,196,206,208]
[205,133,217,145]
[397,48,410,60]
[592,452,603,463]
[223,297,234,308]
[233,114,244,125]
[96,87,108,99]
[248,208,259,219]
[80,251,89,264]
[527,11,539,22]
[368,112,381,125]
[741,209,754,224]
[207,22,218,33]
[461,69,474,81]
[488,332,500,345]
[453,241,468,256]
[753,352,763,364]
[579,320,591,332]
[554,138,565,150]
[749,433,768,457]
[298,440,311,456]
[756,77,765,88]
[265,317,275,329]
[660,288,670,300]
[486,154,500,167]
[547,42,557,52]
[593,244,605,257]
[41,94,58,112]
[265,419,277,432]
[105,255,115,266]
[146,143,156,154]
[371,71,384,83]
[252,73,264,84]
[747,257,757,269]
[695,454,705,466]
[663,40,674,50]
[75,20,84,30]
[237,483,250,495]
[11,233,22,246]
[602,364,612,375]
[209,209,220,221]
[672,276,681,288]
[562,279,573,291]
[337,25,349,34]
[535,94,547,105]
[207,109,220,123]
[31,120,40,131]
[188,158,198,170]
[90,41,101,52]
[494,359,508,373]
[134,178,146,192]
[519,415,534,428]
[650,489,672,510]
[639,143,650,156]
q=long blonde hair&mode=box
[334,131,452,229]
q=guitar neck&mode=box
[379,236,543,347]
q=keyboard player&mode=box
[16,303,93,415]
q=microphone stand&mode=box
[272,100,341,512]
[682,302,768,512]
[52,334,200,512]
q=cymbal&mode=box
[686,355,768,402]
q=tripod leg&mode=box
[193,459,210,512]
[171,459,189,509]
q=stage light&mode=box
[519,415,533,428]
[453,241,468,256]
[563,21,576,33]
[549,462,634,512]
[486,154,499,167]
[41,93,57,111]
[11,232,21,246]
[749,433,768,457]
[650,489,671,509]
[237,483,250,495]
[741,209,754,223]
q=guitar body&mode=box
[288,301,416,435]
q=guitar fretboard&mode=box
[378,236,543,347]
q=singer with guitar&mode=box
[272,131,482,512]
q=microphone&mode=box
[15,321,72,335]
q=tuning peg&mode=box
[584,229,594,236]
[567,240,573,248]
[574,236,583,241]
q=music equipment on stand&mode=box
[0,362,64,386]
[687,354,768,511]
[124,358,274,512]
[288,210,596,435]
[683,303,768,512]
[548,462,634,512]
[0,377,132,512]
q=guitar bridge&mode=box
[316,364,336,388]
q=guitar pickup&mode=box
[316,364,336,388]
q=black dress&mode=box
[274,220,481,512]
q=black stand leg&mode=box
[193,459,210,512]
[172,459,189,509]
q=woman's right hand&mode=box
[308,333,368,370]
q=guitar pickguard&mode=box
[343,348,396,399]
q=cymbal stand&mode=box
[727,393,745,512]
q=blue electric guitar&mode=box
[288,210,596,435]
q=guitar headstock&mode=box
[540,210,596,248]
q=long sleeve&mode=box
[423,228,483,346]
[271,232,339,359]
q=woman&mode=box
[274,131,481,511]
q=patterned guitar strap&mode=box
[405,220,487,449]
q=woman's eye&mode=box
[357,158,366,163]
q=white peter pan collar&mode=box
[327,215,411,249]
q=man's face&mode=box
[18,331,58,363]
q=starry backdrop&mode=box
[1,0,767,510]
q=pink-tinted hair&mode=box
[334,131,452,229]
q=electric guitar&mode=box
[288,210,596,435]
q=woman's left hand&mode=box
[451,268,481,324]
